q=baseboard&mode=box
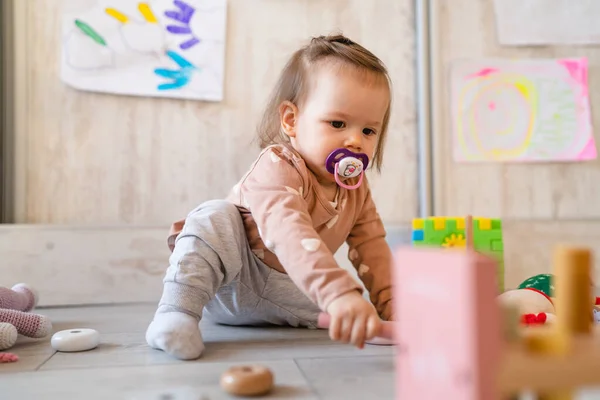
[0,225,170,306]
[0,224,411,307]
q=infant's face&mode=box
[289,63,389,186]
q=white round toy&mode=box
[51,328,100,352]
[498,287,555,315]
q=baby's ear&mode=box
[279,101,298,137]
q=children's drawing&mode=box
[155,50,197,90]
[60,0,227,102]
[164,0,201,50]
[450,58,596,162]
[105,4,165,55]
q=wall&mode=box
[2,0,418,306]
[10,0,600,305]
[432,0,600,287]
[13,0,418,226]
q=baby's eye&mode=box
[330,121,345,129]
[362,128,377,136]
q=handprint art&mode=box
[105,3,166,56]
[164,0,201,50]
[61,0,226,102]
[154,50,198,91]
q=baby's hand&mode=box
[326,291,381,349]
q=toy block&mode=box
[392,246,503,400]
[432,217,445,230]
[390,243,600,399]
[491,240,503,252]
[411,216,505,291]
[553,246,593,336]
[412,218,424,230]
[497,245,600,399]
[498,325,600,394]
[478,218,492,230]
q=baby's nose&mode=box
[345,133,363,150]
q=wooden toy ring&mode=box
[220,364,274,396]
[317,312,396,344]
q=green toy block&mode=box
[411,216,505,292]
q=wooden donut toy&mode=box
[220,364,274,397]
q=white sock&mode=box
[145,311,205,360]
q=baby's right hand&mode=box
[325,290,381,349]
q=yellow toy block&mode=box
[432,217,446,230]
[478,218,492,230]
[412,218,424,229]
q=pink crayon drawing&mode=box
[450,57,596,163]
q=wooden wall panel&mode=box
[0,224,411,306]
[13,0,418,225]
[3,221,600,306]
[432,0,600,219]
[430,0,600,286]
[502,220,600,289]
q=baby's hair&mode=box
[256,34,392,172]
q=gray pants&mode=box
[157,199,322,328]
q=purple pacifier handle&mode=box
[325,148,369,190]
[325,148,369,174]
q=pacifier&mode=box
[325,148,369,190]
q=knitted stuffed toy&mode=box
[0,283,52,362]
[498,273,600,326]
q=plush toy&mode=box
[0,283,52,362]
[498,273,599,327]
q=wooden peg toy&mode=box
[391,244,600,400]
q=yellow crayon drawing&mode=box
[105,3,157,24]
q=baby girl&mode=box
[146,34,395,360]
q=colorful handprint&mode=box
[154,50,198,90]
[105,3,166,55]
[62,0,226,102]
[164,0,201,50]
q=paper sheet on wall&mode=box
[60,0,227,101]
[492,0,600,45]
[450,58,596,163]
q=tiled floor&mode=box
[0,304,395,399]
[3,305,600,399]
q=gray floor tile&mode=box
[2,359,316,399]
[296,355,395,399]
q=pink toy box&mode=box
[392,246,503,400]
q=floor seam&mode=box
[293,358,322,400]
[34,352,56,371]
[19,353,393,374]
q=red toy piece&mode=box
[0,352,19,363]
[521,312,547,326]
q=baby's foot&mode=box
[145,312,204,360]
